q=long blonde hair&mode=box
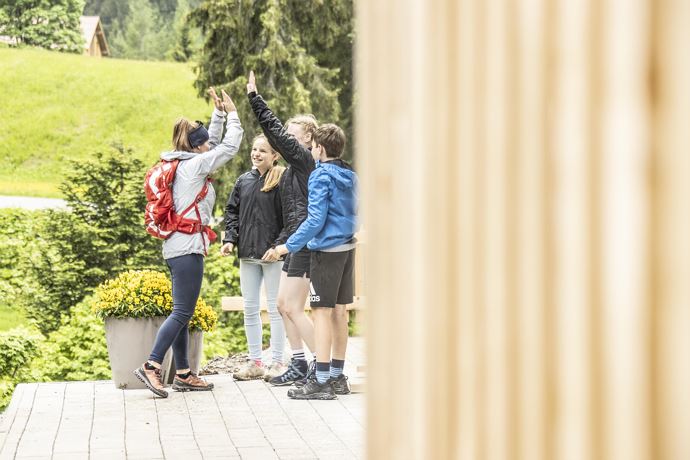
[253,134,286,192]
[172,118,200,151]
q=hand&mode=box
[261,248,279,262]
[221,90,236,113]
[208,87,224,112]
[274,244,289,257]
[247,70,257,94]
[220,242,234,256]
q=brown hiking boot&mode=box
[134,364,168,398]
[172,373,215,392]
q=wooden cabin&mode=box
[80,16,109,57]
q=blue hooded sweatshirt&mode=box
[286,159,358,252]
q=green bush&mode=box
[0,209,45,312]
[0,326,43,379]
[202,321,248,361]
[60,145,163,273]
[0,326,43,412]
[21,210,97,333]
[29,300,110,382]
[92,270,217,332]
[0,379,16,413]
[201,248,241,311]
[0,0,85,53]
[0,207,99,333]
[18,146,164,334]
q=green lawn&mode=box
[0,47,212,197]
[0,304,27,332]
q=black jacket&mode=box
[223,168,285,259]
[248,92,315,245]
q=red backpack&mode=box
[144,160,217,249]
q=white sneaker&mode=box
[233,361,265,381]
[263,362,286,381]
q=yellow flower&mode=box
[92,269,216,331]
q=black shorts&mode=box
[309,249,355,308]
[282,248,311,278]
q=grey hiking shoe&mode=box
[328,374,351,395]
[134,364,168,398]
[287,379,337,400]
[269,358,308,386]
[172,373,214,392]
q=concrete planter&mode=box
[104,317,203,389]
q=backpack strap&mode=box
[178,177,216,255]
[178,178,210,217]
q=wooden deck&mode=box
[0,338,366,460]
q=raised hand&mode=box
[208,87,224,111]
[247,70,257,94]
[221,90,236,113]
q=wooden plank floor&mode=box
[0,337,365,460]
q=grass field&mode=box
[0,47,212,197]
[0,304,27,332]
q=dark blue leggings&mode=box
[148,253,204,370]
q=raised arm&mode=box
[192,91,244,176]
[246,71,312,173]
[206,87,226,147]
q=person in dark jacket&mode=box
[220,134,287,381]
[246,71,320,386]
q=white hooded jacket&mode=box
[160,109,243,259]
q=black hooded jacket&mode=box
[223,168,284,259]
[248,92,315,245]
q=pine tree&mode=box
[189,0,353,210]
[169,0,201,62]
[83,0,128,33]
[108,0,174,60]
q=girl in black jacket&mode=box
[220,134,287,380]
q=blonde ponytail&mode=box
[262,164,285,192]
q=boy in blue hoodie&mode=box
[272,124,357,400]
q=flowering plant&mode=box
[92,270,217,332]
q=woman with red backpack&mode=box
[135,88,243,398]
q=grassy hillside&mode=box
[0,47,212,197]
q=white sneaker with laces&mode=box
[263,362,286,381]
